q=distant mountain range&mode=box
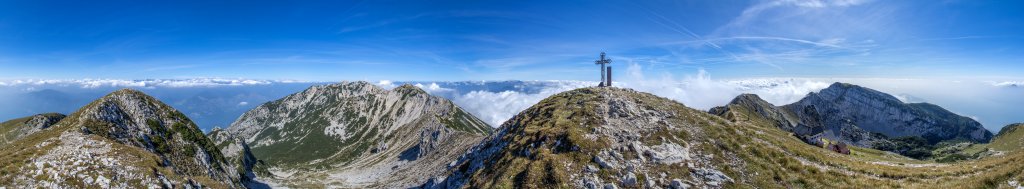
[0,82,321,130]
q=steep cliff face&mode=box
[0,113,65,146]
[781,83,992,147]
[226,81,492,188]
[208,127,268,188]
[0,89,238,188]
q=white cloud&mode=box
[407,80,592,127]
[448,81,590,127]
[414,82,453,94]
[238,101,249,106]
[376,80,396,89]
[699,0,884,69]
[0,78,309,88]
[725,78,832,106]
[991,81,1024,88]
[785,0,871,8]
[818,38,846,46]
[413,64,830,128]
[706,36,845,48]
[617,63,830,110]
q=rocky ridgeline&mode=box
[0,113,65,146]
[709,94,793,131]
[431,87,738,188]
[226,81,492,188]
[0,89,239,188]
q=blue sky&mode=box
[1,0,1022,81]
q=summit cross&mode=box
[595,52,612,87]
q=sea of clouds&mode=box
[0,78,310,88]
[0,79,323,131]
[384,64,1024,132]
[384,64,835,128]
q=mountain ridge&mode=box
[0,88,240,188]
[225,81,493,188]
[0,113,65,146]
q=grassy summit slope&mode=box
[990,123,1024,152]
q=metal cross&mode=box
[595,52,612,86]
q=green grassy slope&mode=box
[990,123,1024,152]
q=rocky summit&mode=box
[225,81,493,188]
[0,89,240,188]
[431,87,739,188]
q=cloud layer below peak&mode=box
[0,79,317,88]
[386,64,1022,132]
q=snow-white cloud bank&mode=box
[397,65,833,127]
[381,80,593,127]
[991,81,1024,88]
[3,73,1018,132]
[447,81,592,127]
[0,78,314,88]
[399,64,1022,132]
[617,63,831,111]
